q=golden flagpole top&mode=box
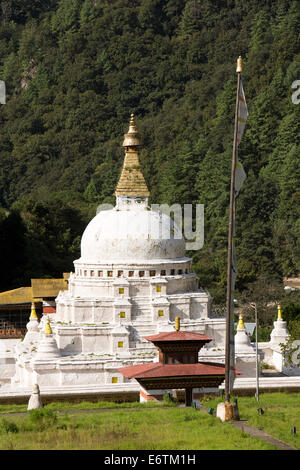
[175,317,180,331]
[236,56,242,73]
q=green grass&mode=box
[0,404,276,450]
[204,392,300,449]
[1,392,299,450]
[0,399,174,414]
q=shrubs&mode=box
[0,408,59,436]
[0,418,19,434]
[27,408,58,431]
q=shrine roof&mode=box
[119,361,237,379]
[144,330,212,343]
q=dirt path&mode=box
[230,420,295,450]
[200,406,295,451]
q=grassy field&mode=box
[204,392,300,450]
[0,392,298,450]
[0,401,278,450]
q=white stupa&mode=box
[9,115,227,395]
[270,304,290,348]
[2,115,300,400]
[234,313,259,377]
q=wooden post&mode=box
[185,388,193,407]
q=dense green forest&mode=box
[0,0,299,307]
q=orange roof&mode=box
[119,362,234,379]
[144,330,212,343]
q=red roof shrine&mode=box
[119,319,240,405]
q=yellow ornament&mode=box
[237,313,245,330]
[44,317,52,335]
[30,303,38,319]
[277,304,283,320]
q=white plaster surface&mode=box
[80,208,186,263]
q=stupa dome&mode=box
[80,207,186,263]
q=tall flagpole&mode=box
[224,56,242,404]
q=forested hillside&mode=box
[0,0,299,304]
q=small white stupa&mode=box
[234,313,258,377]
[270,304,290,348]
[269,304,293,374]
[22,303,40,345]
[34,318,61,361]
[235,313,254,353]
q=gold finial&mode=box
[44,317,52,335]
[237,313,245,329]
[175,317,180,331]
[277,304,283,320]
[122,113,141,148]
[30,302,38,319]
[236,56,242,73]
[115,114,150,197]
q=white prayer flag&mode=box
[0,80,5,104]
[236,78,248,145]
[229,77,248,391]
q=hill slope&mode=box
[0,0,299,302]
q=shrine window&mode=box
[128,271,134,277]
[170,269,175,275]
[112,377,118,383]
[118,341,123,348]
[139,271,144,277]
[90,270,94,277]
[160,270,166,276]
[120,312,126,318]
[185,268,188,274]
[150,270,156,277]
[118,270,123,277]
[98,270,103,277]
[178,269,183,275]
[119,287,124,294]
[84,270,87,276]
[156,286,161,293]
[158,310,164,317]
[107,271,113,277]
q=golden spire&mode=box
[236,56,242,73]
[277,304,283,320]
[115,114,150,198]
[175,317,180,331]
[237,313,245,329]
[44,317,52,335]
[30,302,38,319]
